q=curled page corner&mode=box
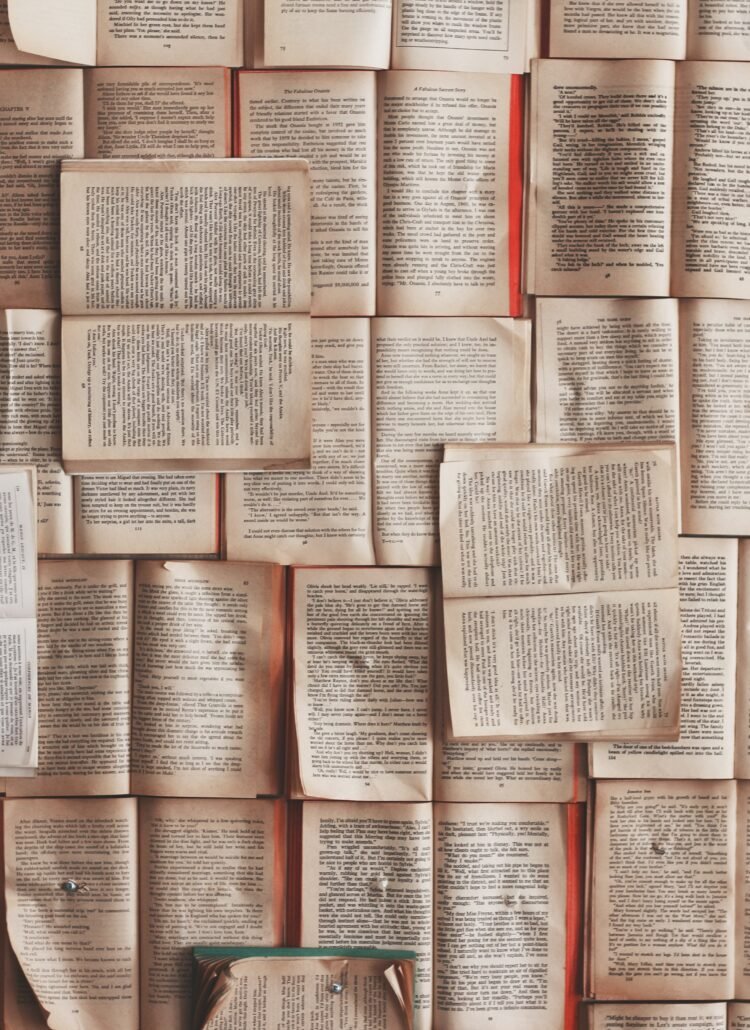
[384,962,414,1030]
[7,0,96,65]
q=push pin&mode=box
[60,879,85,894]
[329,982,344,995]
[375,876,389,894]
[651,842,666,856]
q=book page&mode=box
[445,588,682,740]
[0,311,73,555]
[60,158,311,315]
[0,0,65,64]
[591,780,735,1001]
[6,0,96,64]
[224,318,374,566]
[84,66,231,159]
[731,1002,750,1029]
[679,298,750,535]
[434,603,581,801]
[299,801,433,1030]
[6,559,132,798]
[529,59,674,297]
[434,801,569,1030]
[73,473,219,556]
[138,797,284,1030]
[61,314,311,472]
[587,1003,728,1028]
[377,70,519,317]
[4,796,139,1030]
[535,297,678,445]
[372,317,530,566]
[130,561,284,799]
[687,0,750,60]
[262,0,392,68]
[292,567,432,801]
[237,70,376,317]
[3,943,50,1029]
[549,0,687,58]
[391,0,535,73]
[672,61,750,300]
[735,782,750,998]
[0,468,37,769]
[440,447,679,598]
[0,69,84,309]
[736,542,750,777]
[97,0,243,66]
[591,537,738,779]
[199,954,412,1030]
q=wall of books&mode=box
[0,0,748,1027]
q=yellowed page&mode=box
[200,955,413,1030]
[292,567,432,801]
[4,796,139,1030]
[377,71,512,317]
[138,797,283,1030]
[60,158,310,315]
[445,588,681,740]
[3,943,50,1029]
[262,0,392,68]
[672,62,750,300]
[237,71,376,317]
[535,297,678,445]
[0,0,66,64]
[61,314,311,473]
[440,446,679,599]
[7,559,132,798]
[84,67,231,159]
[96,0,242,65]
[679,298,750,535]
[300,801,433,1030]
[392,0,534,73]
[591,780,735,1001]
[687,0,750,58]
[0,70,84,309]
[529,59,674,297]
[372,317,531,566]
[74,473,219,556]
[0,468,38,770]
[130,561,283,799]
[731,1001,750,1029]
[549,0,687,58]
[736,542,750,778]
[591,537,738,779]
[433,802,568,1030]
[587,1003,728,1029]
[224,318,374,565]
[0,311,73,556]
[6,0,96,64]
[735,782,750,998]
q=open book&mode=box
[225,316,530,567]
[591,537,749,780]
[59,158,312,472]
[535,295,750,537]
[289,799,584,1030]
[5,0,243,66]
[0,467,37,774]
[289,565,588,804]
[528,59,750,299]
[588,779,750,1001]
[192,947,415,1030]
[3,795,285,1030]
[250,0,538,72]
[5,559,284,799]
[440,443,682,740]
[549,0,750,60]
